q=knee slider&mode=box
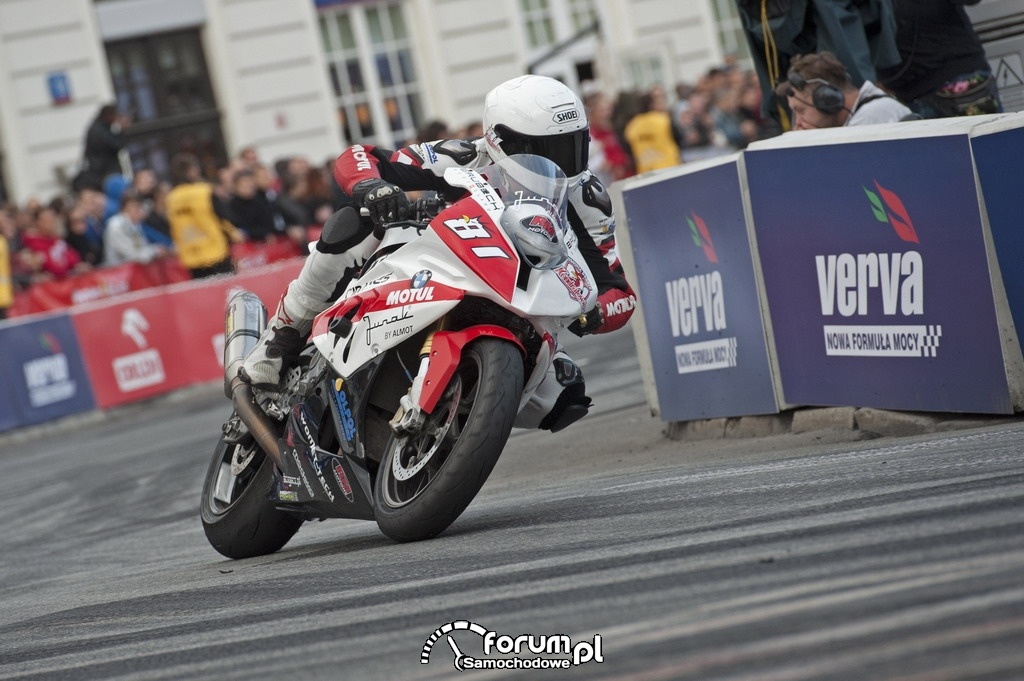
[316,206,372,254]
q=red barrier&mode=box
[10,240,302,317]
[72,291,190,408]
[69,259,304,408]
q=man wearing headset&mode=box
[776,51,914,130]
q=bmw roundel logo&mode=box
[411,270,432,289]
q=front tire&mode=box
[200,434,303,559]
[373,339,523,542]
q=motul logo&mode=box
[386,287,435,305]
[352,144,371,171]
[553,110,580,124]
[604,295,635,316]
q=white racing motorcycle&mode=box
[201,153,598,558]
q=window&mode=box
[106,30,226,181]
[520,0,556,49]
[710,0,751,64]
[568,0,598,33]
[319,2,422,148]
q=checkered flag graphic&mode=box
[920,325,942,357]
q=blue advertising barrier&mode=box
[745,118,1022,414]
[970,116,1024,348]
[616,155,780,421]
[0,362,22,433]
[0,312,97,427]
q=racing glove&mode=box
[569,285,637,337]
[352,178,410,228]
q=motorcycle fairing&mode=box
[273,385,375,520]
[311,278,465,379]
[430,202,519,303]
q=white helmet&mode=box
[483,75,590,177]
[500,201,568,270]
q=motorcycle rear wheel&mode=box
[374,338,523,542]
[200,434,303,559]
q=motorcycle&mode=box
[200,154,598,559]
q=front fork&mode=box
[388,323,526,437]
[389,331,435,436]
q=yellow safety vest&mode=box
[166,183,241,269]
[0,235,13,310]
[624,111,681,174]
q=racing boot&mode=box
[238,288,316,388]
[515,350,592,432]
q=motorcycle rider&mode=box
[241,75,636,431]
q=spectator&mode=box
[102,173,130,223]
[166,153,242,279]
[675,90,726,161]
[585,91,633,185]
[878,0,1002,119]
[711,87,749,149]
[131,169,174,247]
[76,187,107,261]
[775,51,914,129]
[416,119,451,143]
[142,181,175,249]
[739,82,782,142]
[65,204,104,267]
[460,120,484,138]
[77,104,130,191]
[21,202,89,281]
[228,169,278,242]
[2,208,39,292]
[104,190,168,265]
[623,87,683,174]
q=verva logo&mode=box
[23,331,76,408]
[687,212,718,263]
[864,181,919,243]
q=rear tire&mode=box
[373,339,523,542]
[200,434,302,559]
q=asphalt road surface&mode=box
[2,328,1023,680]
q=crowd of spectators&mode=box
[0,140,350,318]
[0,68,780,320]
[0,55,874,321]
[591,57,784,182]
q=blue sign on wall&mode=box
[622,158,778,421]
[746,135,1011,413]
[47,71,71,106]
[0,314,96,427]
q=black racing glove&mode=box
[352,178,410,229]
[568,305,604,337]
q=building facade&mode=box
[0,0,727,204]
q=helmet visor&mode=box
[495,125,590,177]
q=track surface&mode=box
[2,329,1023,680]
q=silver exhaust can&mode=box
[223,290,267,397]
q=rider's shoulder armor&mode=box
[568,169,616,246]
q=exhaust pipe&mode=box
[224,290,267,398]
[224,290,283,467]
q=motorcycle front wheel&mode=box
[200,433,303,559]
[373,338,523,542]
